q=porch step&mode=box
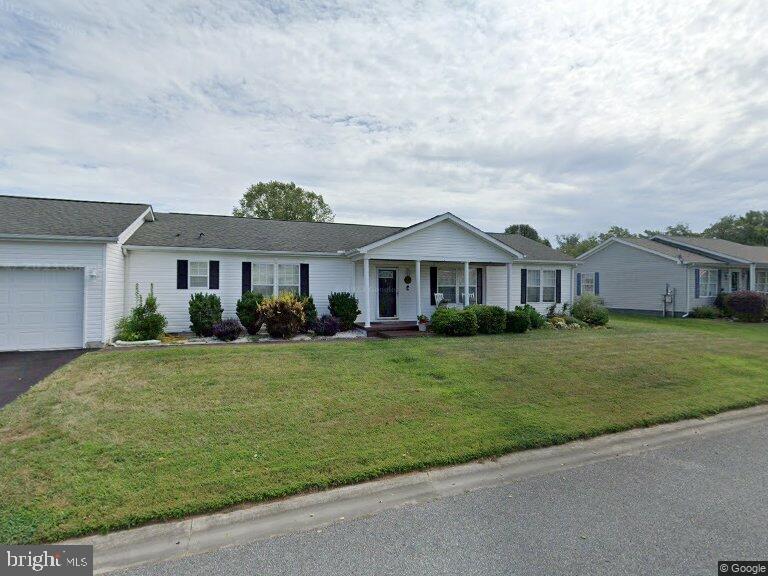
[356,322,420,337]
[378,329,431,339]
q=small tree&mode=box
[233,181,334,222]
[236,291,265,335]
[115,284,168,341]
[259,293,305,338]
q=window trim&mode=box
[436,267,478,305]
[249,261,302,297]
[189,260,210,289]
[699,268,718,298]
[756,269,768,294]
[581,272,595,296]
[527,267,559,302]
[277,263,301,296]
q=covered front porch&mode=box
[352,258,515,328]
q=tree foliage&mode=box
[703,211,768,246]
[233,181,335,222]
[504,224,551,247]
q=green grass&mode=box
[1,315,767,543]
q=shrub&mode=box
[571,295,610,326]
[465,304,507,334]
[301,295,318,332]
[430,307,478,336]
[313,314,340,336]
[713,291,730,314]
[517,304,546,329]
[689,305,720,319]
[236,291,264,335]
[259,292,306,338]
[115,284,167,341]
[725,290,767,323]
[212,318,244,341]
[328,292,360,331]
[189,293,223,336]
[505,308,530,333]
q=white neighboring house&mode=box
[0,195,578,351]
[577,235,768,316]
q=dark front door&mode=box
[378,269,397,318]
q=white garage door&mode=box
[0,268,84,351]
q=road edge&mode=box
[64,404,768,574]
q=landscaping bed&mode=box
[1,315,767,544]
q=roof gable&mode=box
[352,213,524,259]
[579,237,720,264]
[653,236,768,265]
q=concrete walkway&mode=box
[63,405,768,574]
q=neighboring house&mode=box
[0,195,577,351]
[577,235,768,316]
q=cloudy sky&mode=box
[1,1,766,241]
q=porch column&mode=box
[363,256,371,327]
[415,259,422,322]
[750,264,757,291]
[506,263,512,310]
[464,261,470,307]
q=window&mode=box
[437,269,457,303]
[699,269,718,298]
[189,261,209,288]
[252,263,274,297]
[581,273,595,295]
[458,269,478,304]
[542,270,556,302]
[527,270,541,302]
[756,270,768,293]
[278,264,300,296]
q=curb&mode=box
[63,405,768,574]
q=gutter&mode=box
[121,245,344,257]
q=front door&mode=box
[378,269,397,318]
[731,271,739,292]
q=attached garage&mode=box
[0,267,85,352]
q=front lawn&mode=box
[1,315,767,543]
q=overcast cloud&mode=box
[1,0,767,240]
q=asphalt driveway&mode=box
[0,349,87,408]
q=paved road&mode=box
[118,418,768,576]
[0,349,86,407]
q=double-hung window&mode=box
[581,273,595,295]
[526,270,541,303]
[756,270,768,293]
[699,269,718,297]
[278,264,300,296]
[542,270,556,303]
[189,261,209,288]
[437,269,457,303]
[252,263,274,297]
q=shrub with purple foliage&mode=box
[725,291,767,323]
[212,318,244,341]
[313,314,340,336]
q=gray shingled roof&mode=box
[0,195,150,239]
[657,236,768,265]
[488,233,577,262]
[620,237,721,264]
[126,212,574,260]
[126,212,403,253]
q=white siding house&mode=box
[1,196,579,350]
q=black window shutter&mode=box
[177,260,188,289]
[242,262,252,295]
[429,267,437,305]
[520,268,527,304]
[594,272,600,295]
[300,263,309,297]
[209,261,220,289]
[476,268,483,304]
[555,269,562,303]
